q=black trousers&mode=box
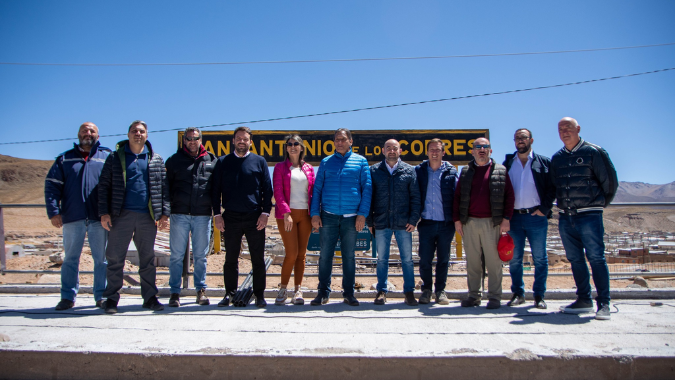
[222,210,266,297]
[103,209,158,303]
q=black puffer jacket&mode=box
[165,147,216,216]
[98,140,170,220]
[550,138,618,214]
[366,160,421,230]
[503,151,556,218]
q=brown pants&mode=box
[276,209,312,287]
[463,217,503,301]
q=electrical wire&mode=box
[1,42,674,66]
[1,66,673,146]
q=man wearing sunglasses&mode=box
[454,137,514,310]
[503,129,555,309]
[165,127,217,307]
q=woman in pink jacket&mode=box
[273,134,315,305]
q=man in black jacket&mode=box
[415,138,458,305]
[99,120,170,314]
[551,117,618,320]
[165,127,217,307]
[212,126,273,308]
[503,129,555,309]
[367,139,421,306]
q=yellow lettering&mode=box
[454,139,466,156]
[411,140,423,155]
[217,140,229,156]
[323,140,335,155]
[364,146,371,156]
[399,140,409,155]
[260,140,273,156]
[304,140,317,156]
[442,139,452,155]
[204,141,215,155]
[373,146,381,156]
[276,140,285,156]
[352,146,359,153]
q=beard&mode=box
[516,145,530,154]
[79,136,96,148]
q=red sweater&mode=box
[452,162,514,221]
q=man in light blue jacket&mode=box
[310,128,372,306]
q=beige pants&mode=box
[463,217,503,301]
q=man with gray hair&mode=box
[165,127,217,307]
[45,122,111,310]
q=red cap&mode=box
[498,234,515,262]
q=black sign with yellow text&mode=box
[179,129,488,165]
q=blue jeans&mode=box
[317,211,357,298]
[417,220,455,293]
[376,229,414,293]
[169,214,212,294]
[558,211,610,305]
[508,213,548,298]
[61,220,108,301]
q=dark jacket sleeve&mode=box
[452,177,462,222]
[44,157,64,219]
[408,170,421,226]
[538,155,556,217]
[261,158,273,214]
[365,166,376,227]
[211,157,223,216]
[504,172,515,220]
[591,147,619,206]
[160,157,171,217]
[98,153,114,217]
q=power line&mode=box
[1,66,673,146]
[1,42,674,67]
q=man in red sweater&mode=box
[454,137,515,309]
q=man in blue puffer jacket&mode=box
[45,122,111,310]
[310,128,372,306]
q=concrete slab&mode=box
[0,293,674,379]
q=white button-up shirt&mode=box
[508,151,540,210]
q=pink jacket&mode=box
[273,159,315,217]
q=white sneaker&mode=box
[291,290,304,305]
[275,288,288,305]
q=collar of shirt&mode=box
[564,138,585,153]
[234,150,251,158]
[124,143,148,155]
[386,159,400,174]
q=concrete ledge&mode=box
[1,284,674,300]
[1,351,674,380]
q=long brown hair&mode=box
[283,134,305,163]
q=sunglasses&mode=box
[286,142,301,147]
[474,144,491,150]
[185,136,200,141]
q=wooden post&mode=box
[455,232,462,259]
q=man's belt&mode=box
[514,206,539,214]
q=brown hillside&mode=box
[0,154,53,204]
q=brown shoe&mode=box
[374,291,386,305]
[196,289,210,306]
[404,291,418,306]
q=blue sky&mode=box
[1,1,674,183]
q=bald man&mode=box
[367,139,421,306]
[454,137,515,310]
[551,117,618,320]
[45,122,112,310]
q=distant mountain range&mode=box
[614,181,675,202]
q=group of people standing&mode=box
[45,117,617,320]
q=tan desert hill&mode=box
[614,181,675,202]
[0,154,53,204]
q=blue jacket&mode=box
[44,141,111,223]
[415,160,458,225]
[310,148,372,217]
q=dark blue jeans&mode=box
[317,212,357,298]
[558,211,610,305]
[417,220,455,293]
[508,213,548,298]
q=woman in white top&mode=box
[272,135,316,305]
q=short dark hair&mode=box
[283,134,305,163]
[128,120,147,132]
[184,127,202,140]
[334,128,352,140]
[233,126,252,139]
[426,138,444,149]
[515,128,532,139]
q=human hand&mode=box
[283,213,293,232]
[311,215,322,232]
[257,214,269,230]
[500,219,510,234]
[101,215,112,231]
[355,215,366,231]
[215,215,225,232]
[454,221,463,237]
[50,215,63,228]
